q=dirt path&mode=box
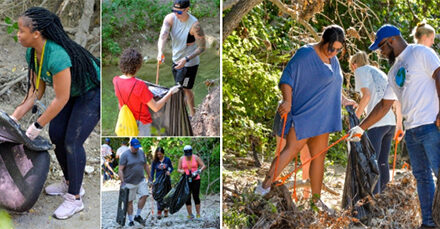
[101,180,220,229]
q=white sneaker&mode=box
[53,193,84,219]
[254,184,271,196]
[45,180,85,197]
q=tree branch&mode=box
[223,0,240,11]
[0,73,26,97]
[223,0,264,40]
[268,0,319,41]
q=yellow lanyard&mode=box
[34,40,47,92]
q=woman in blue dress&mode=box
[255,25,355,209]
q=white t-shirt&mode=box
[383,44,440,129]
[116,145,129,158]
[101,144,112,161]
[355,65,396,129]
[324,63,332,71]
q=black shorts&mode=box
[172,64,199,89]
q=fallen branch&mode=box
[0,73,26,97]
[223,186,240,196]
[206,177,220,195]
[285,179,339,196]
[56,0,71,15]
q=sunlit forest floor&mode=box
[223,158,425,228]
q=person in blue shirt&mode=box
[255,25,356,211]
[10,7,100,220]
[149,147,173,219]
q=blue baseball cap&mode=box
[369,24,401,50]
[130,138,141,149]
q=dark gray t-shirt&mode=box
[120,149,146,185]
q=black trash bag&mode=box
[152,172,172,202]
[116,187,129,226]
[341,106,380,223]
[144,81,193,136]
[162,174,190,214]
[0,110,52,212]
[433,169,440,225]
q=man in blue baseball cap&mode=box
[348,24,440,228]
[118,138,152,226]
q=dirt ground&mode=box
[223,158,426,228]
[0,15,101,229]
[101,179,220,229]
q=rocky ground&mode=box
[192,86,220,136]
[101,179,220,229]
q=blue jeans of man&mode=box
[405,123,440,226]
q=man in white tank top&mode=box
[157,0,206,117]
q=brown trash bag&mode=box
[144,81,193,136]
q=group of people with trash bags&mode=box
[255,22,440,228]
[117,138,206,227]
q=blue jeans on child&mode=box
[49,87,100,195]
[367,125,395,194]
[404,123,440,227]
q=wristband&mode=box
[34,121,43,129]
[185,56,190,62]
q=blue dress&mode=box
[278,45,343,140]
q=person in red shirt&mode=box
[113,48,180,136]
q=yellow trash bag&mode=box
[115,104,139,136]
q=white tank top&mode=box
[170,13,200,67]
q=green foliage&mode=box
[0,210,13,229]
[223,0,440,164]
[102,0,219,58]
[4,16,18,42]
[223,3,301,159]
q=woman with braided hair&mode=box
[10,7,100,219]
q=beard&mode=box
[387,43,396,65]
[388,50,396,65]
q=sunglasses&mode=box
[328,46,343,53]
[378,39,390,50]
[171,9,183,15]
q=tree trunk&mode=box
[222,0,263,40]
[74,0,94,47]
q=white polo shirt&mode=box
[383,44,440,129]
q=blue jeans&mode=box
[405,123,440,226]
[49,87,100,195]
[367,125,395,194]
